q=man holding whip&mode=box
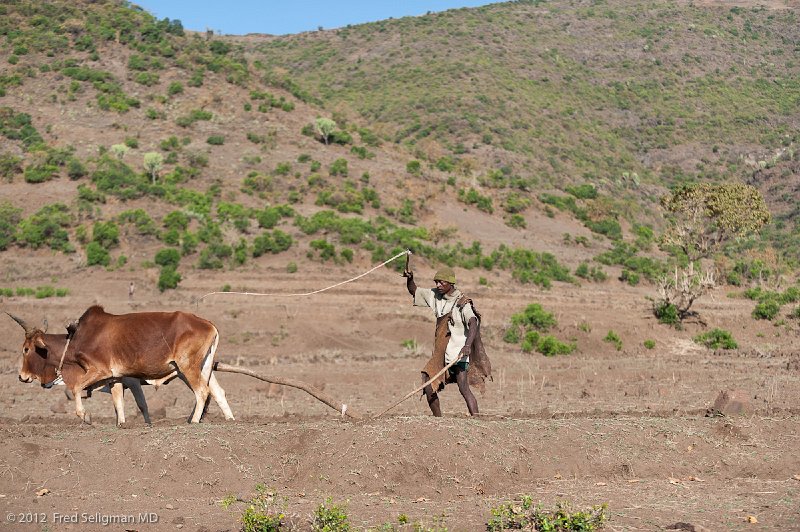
[403,264,491,417]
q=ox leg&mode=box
[189,387,211,423]
[208,373,235,420]
[110,382,126,426]
[71,368,104,425]
[178,369,210,423]
[178,332,219,423]
[127,380,151,425]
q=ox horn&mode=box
[5,312,32,333]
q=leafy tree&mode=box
[314,117,336,145]
[110,144,129,160]
[143,152,164,184]
[656,183,770,321]
[660,183,770,263]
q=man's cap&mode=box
[433,267,456,284]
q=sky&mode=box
[132,1,495,36]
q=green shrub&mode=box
[595,242,667,282]
[565,183,598,200]
[619,269,640,286]
[287,262,297,273]
[329,158,348,177]
[34,286,55,299]
[92,221,119,249]
[511,303,557,332]
[604,330,623,351]
[252,230,293,257]
[309,239,337,261]
[487,497,607,532]
[503,327,520,344]
[643,339,656,349]
[134,72,159,86]
[91,156,145,199]
[167,81,183,96]
[23,164,59,183]
[654,301,680,327]
[198,246,227,270]
[694,329,738,350]
[241,505,283,532]
[163,210,191,231]
[506,213,526,229]
[118,209,157,236]
[158,266,181,292]
[274,162,292,176]
[406,160,421,176]
[575,262,607,282]
[188,69,204,87]
[0,153,22,182]
[181,232,199,256]
[231,485,285,532]
[537,335,576,356]
[584,217,622,240]
[458,187,494,213]
[350,146,373,159]
[86,241,110,267]
[312,498,350,532]
[504,192,531,214]
[206,135,225,145]
[155,248,181,268]
[0,201,21,250]
[752,299,781,320]
[17,203,73,251]
[67,157,87,179]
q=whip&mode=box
[199,249,411,301]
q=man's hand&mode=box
[458,345,471,360]
[402,269,414,279]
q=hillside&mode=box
[0,0,798,289]
[250,0,799,187]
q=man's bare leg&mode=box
[421,372,442,417]
[456,370,478,415]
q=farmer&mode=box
[404,266,491,416]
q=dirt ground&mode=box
[1,253,800,532]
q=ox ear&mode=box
[66,320,79,339]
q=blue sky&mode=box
[132,1,495,36]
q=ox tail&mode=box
[200,328,219,385]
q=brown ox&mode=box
[9,313,152,425]
[59,305,234,424]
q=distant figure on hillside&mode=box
[128,282,135,301]
[403,266,491,416]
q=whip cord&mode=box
[199,249,410,301]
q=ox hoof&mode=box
[81,412,92,425]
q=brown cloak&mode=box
[421,296,492,393]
